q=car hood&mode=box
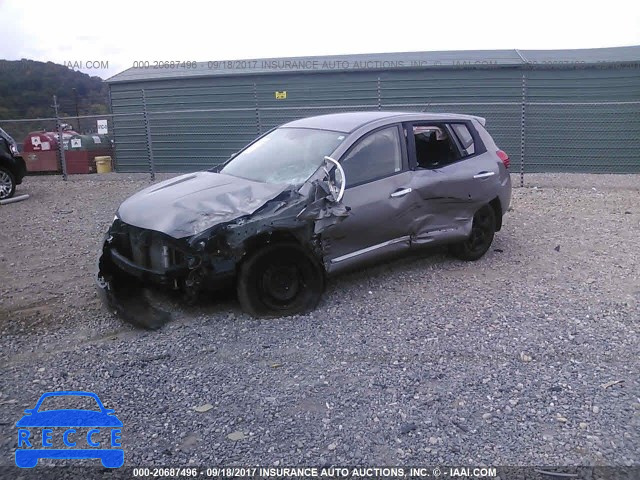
[117,171,291,238]
[16,410,123,427]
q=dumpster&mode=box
[23,129,78,173]
[65,134,113,174]
[23,132,59,172]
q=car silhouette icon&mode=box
[15,391,123,468]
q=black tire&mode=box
[449,204,496,261]
[0,166,16,200]
[237,242,324,317]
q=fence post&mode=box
[141,89,156,181]
[520,73,526,187]
[253,83,262,135]
[53,95,67,181]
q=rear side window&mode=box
[340,126,402,187]
[412,124,461,169]
[451,123,475,156]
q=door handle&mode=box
[390,187,412,198]
[473,171,495,179]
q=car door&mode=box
[323,124,416,271]
[404,121,501,245]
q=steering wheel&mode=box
[323,156,345,203]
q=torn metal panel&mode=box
[297,181,351,234]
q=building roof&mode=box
[105,45,640,84]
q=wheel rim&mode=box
[0,171,12,199]
[466,209,493,254]
[260,263,302,308]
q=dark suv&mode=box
[0,127,27,200]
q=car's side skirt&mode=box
[325,235,411,275]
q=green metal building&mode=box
[105,46,640,173]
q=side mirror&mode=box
[323,156,345,203]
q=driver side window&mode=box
[340,126,402,187]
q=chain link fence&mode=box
[1,97,638,186]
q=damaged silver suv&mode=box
[97,112,511,327]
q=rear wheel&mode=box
[237,243,324,317]
[0,167,16,200]
[449,204,496,261]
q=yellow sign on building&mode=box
[275,91,287,99]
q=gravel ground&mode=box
[0,173,638,472]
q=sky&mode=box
[1,0,639,79]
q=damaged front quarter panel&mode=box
[190,179,351,264]
[297,180,350,233]
[96,175,350,330]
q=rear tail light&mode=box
[497,149,510,169]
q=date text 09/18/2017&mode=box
[131,466,499,478]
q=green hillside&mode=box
[0,59,109,142]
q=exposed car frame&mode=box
[97,112,511,328]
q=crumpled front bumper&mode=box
[106,242,188,285]
[96,236,175,330]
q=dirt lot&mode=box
[0,173,639,470]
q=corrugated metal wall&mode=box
[111,77,259,172]
[524,68,639,172]
[109,66,640,173]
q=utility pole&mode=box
[53,95,68,181]
[72,87,80,132]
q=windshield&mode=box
[219,127,346,184]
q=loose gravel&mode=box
[0,173,638,470]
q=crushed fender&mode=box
[96,176,350,330]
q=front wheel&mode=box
[449,204,496,261]
[237,243,324,317]
[0,167,16,200]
